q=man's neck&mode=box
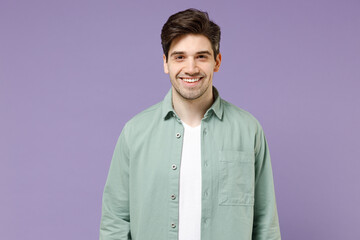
[172,87,214,128]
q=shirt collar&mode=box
[162,86,223,121]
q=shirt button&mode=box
[171,194,176,200]
[171,164,177,170]
[204,161,208,167]
[203,128,207,135]
[171,223,176,228]
[176,133,181,138]
[204,191,208,197]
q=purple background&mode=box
[1,0,359,239]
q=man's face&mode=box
[163,34,221,101]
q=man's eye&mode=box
[198,55,207,59]
[175,56,184,60]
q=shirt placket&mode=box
[200,115,212,240]
[168,114,184,240]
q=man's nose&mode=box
[184,58,199,75]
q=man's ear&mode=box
[214,53,222,72]
[163,54,169,74]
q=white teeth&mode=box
[182,78,200,83]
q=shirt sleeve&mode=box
[100,124,132,240]
[252,125,281,240]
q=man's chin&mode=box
[177,90,204,101]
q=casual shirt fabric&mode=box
[178,121,202,240]
[99,86,281,240]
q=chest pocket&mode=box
[218,150,255,206]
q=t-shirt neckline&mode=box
[181,120,201,129]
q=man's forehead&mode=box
[170,50,213,57]
[169,34,213,55]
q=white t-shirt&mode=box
[178,120,202,240]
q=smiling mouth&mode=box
[179,77,203,83]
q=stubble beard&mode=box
[171,76,211,101]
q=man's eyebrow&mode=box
[170,50,212,57]
[170,51,185,57]
[196,51,212,56]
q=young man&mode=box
[100,8,281,240]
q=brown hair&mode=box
[161,8,221,62]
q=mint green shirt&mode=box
[100,86,281,240]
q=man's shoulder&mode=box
[123,99,163,130]
[221,98,263,130]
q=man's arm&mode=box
[100,125,131,240]
[252,125,281,240]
